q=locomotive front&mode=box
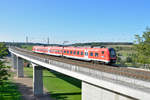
[108,48,117,64]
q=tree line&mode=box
[72,42,133,47]
[115,27,150,68]
[133,27,150,67]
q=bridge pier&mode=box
[17,57,24,77]
[32,64,43,96]
[82,81,134,100]
[11,53,17,69]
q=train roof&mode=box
[64,47,108,51]
[33,46,109,51]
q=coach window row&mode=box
[49,50,61,53]
[90,52,99,57]
[37,49,48,52]
[64,50,84,55]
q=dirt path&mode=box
[4,56,54,100]
[12,71,54,100]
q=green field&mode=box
[21,45,33,50]
[0,72,21,100]
[24,67,81,100]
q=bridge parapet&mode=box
[9,47,150,100]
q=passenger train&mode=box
[32,46,117,64]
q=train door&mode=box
[101,51,105,59]
[84,49,88,59]
[48,47,51,54]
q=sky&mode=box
[0,0,150,44]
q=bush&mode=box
[117,53,122,56]
[126,56,132,63]
[117,56,121,62]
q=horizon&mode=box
[2,41,134,45]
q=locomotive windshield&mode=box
[109,48,116,58]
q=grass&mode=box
[0,72,22,100]
[21,45,33,51]
[24,67,81,100]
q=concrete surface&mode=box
[12,53,17,69]
[82,81,135,100]
[17,57,24,77]
[33,64,43,96]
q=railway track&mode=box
[12,47,150,82]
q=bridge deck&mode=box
[13,47,150,82]
[9,47,150,100]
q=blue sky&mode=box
[0,0,150,44]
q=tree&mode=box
[0,43,10,85]
[134,27,150,66]
[0,43,8,58]
[0,61,10,85]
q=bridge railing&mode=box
[9,47,150,92]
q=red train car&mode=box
[32,46,116,64]
[32,46,63,56]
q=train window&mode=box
[64,50,66,53]
[81,52,83,55]
[58,50,59,53]
[102,51,104,54]
[95,53,98,57]
[90,52,93,56]
[73,51,76,55]
[70,51,72,54]
[67,51,69,54]
[77,51,79,55]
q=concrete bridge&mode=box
[9,47,150,100]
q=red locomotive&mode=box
[32,46,117,64]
